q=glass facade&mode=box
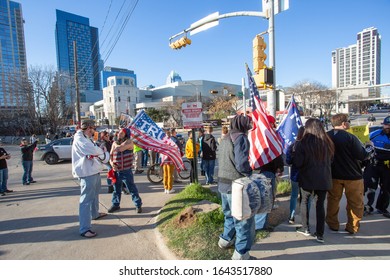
[55,9,101,104]
[0,0,28,109]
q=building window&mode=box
[117,78,122,85]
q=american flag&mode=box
[246,65,283,169]
[129,110,184,170]
[276,95,303,154]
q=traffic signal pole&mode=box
[267,0,277,117]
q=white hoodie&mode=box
[71,130,109,178]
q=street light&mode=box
[168,2,280,116]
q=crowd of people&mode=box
[0,113,388,260]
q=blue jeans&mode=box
[112,169,142,208]
[203,159,215,184]
[0,168,8,193]
[220,192,255,255]
[22,160,33,184]
[289,180,299,219]
[255,171,276,230]
[79,173,101,234]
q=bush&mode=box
[276,179,291,195]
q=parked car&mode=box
[35,137,73,164]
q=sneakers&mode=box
[296,227,311,237]
[30,180,37,183]
[22,182,30,185]
[5,189,13,193]
[288,217,295,224]
[167,189,175,194]
[231,250,251,260]
[108,205,120,213]
[134,170,144,174]
[313,232,324,243]
[382,210,390,219]
[136,207,142,214]
[364,205,374,216]
[218,237,235,249]
[107,185,114,193]
[0,192,5,196]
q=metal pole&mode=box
[73,41,81,127]
[242,77,246,116]
[191,128,198,183]
[268,0,276,117]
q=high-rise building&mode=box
[332,27,381,88]
[0,0,28,111]
[55,9,102,104]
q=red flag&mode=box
[246,64,283,169]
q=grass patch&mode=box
[157,183,232,260]
[276,179,291,195]
[158,181,286,259]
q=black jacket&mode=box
[292,140,333,191]
[201,134,217,160]
[21,141,37,161]
[327,129,370,180]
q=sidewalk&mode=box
[251,204,390,260]
[1,145,389,260]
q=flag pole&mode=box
[242,77,246,116]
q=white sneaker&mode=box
[167,189,175,194]
[231,250,251,260]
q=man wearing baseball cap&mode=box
[366,116,390,218]
[72,119,110,238]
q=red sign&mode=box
[182,102,203,129]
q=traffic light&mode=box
[169,37,192,50]
[253,35,267,73]
[209,90,218,94]
[253,68,274,89]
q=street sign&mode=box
[262,0,289,16]
[182,102,203,129]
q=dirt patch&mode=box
[176,207,197,228]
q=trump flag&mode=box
[276,95,303,154]
[129,110,184,170]
[246,64,283,169]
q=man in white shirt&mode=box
[72,120,109,238]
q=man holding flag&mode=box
[129,110,184,172]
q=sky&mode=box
[16,0,390,89]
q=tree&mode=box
[287,80,335,116]
[207,95,238,119]
[145,107,169,122]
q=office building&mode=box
[101,66,137,89]
[55,9,102,105]
[332,27,381,88]
[0,0,28,111]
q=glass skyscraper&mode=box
[0,0,28,110]
[55,9,101,104]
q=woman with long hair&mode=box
[292,118,335,243]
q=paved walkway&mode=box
[1,145,389,260]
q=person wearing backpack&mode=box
[201,126,218,185]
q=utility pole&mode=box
[73,41,81,127]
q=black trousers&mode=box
[375,163,390,212]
